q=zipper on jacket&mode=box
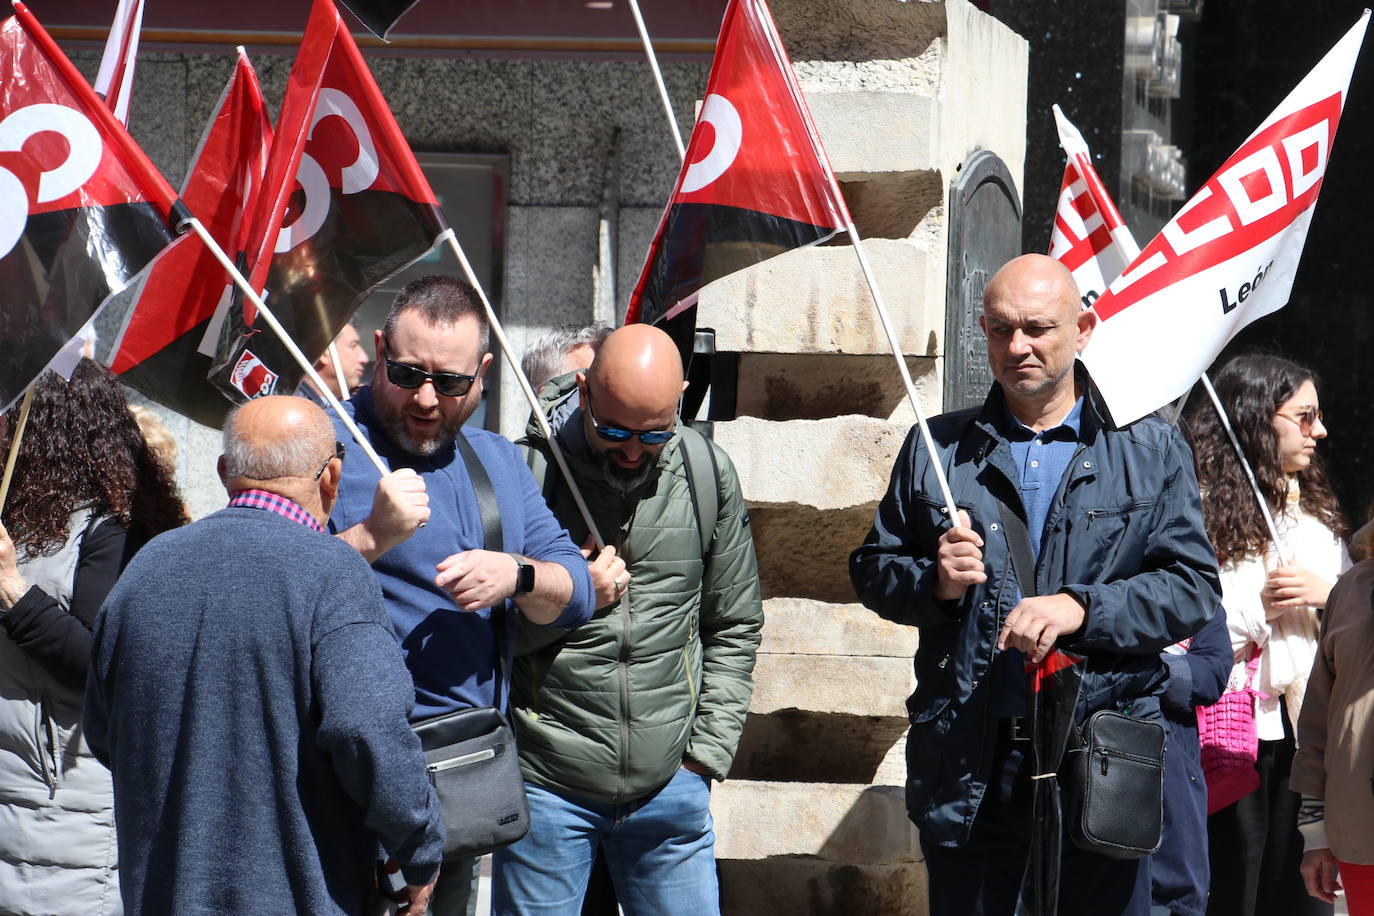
[38,702,57,799]
[615,497,635,805]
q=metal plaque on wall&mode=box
[944,150,1023,412]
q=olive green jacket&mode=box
[513,376,763,804]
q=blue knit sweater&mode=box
[328,387,593,718]
[84,507,445,915]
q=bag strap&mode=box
[453,431,509,706]
[678,426,721,558]
[1243,643,1263,687]
[455,432,503,553]
[995,497,1038,598]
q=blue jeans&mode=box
[492,767,720,916]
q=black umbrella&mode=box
[1017,648,1086,916]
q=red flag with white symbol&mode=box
[208,0,446,403]
[1048,105,1135,310]
[624,0,847,364]
[1083,12,1369,426]
[97,49,273,427]
[0,3,179,411]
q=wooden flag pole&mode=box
[627,0,686,160]
[437,229,607,548]
[0,385,37,517]
[844,218,960,522]
[181,217,390,478]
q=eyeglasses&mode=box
[584,390,676,446]
[384,355,477,398]
[1275,407,1324,436]
[313,441,346,480]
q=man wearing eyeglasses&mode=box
[491,324,763,915]
[326,275,595,916]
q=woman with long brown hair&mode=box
[0,361,186,915]
[1186,354,1349,916]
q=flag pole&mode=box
[327,341,348,399]
[1199,375,1289,565]
[844,218,960,521]
[1099,218,1289,564]
[181,217,390,478]
[438,229,607,548]
[0,385,37,516]
[627,0,686,160]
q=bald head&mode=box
[983,254,1080,320]
[585,324,685,414]
[576,325,685,491]
[221,397,336,481]
[979,254,1097,427]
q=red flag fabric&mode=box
[208,0,446,403]
[0,3,178,411]
[624,0,847,360]
[93,0,143,126]
[99,49,273,427]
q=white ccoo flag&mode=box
[1082,11,1369,426]
[1048,105,1139,307]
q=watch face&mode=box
[516,561,535,595]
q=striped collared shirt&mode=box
[226,489,324,533]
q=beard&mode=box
[374,393,465,457]
[589,445,660,494]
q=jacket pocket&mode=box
[1075,499,1159,570]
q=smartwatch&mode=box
[509,554,535,595]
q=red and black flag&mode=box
[0,3,179,411]
[335,0,423,40]
[208,0,446,403]
[98,49,273,428]
[624,0,848,364]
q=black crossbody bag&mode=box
[996,497,1166,860]
[409,434,530,858]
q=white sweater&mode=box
[1220,492,1349,742]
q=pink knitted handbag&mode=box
[1196,646,1264,815]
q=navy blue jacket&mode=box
[849,380,1221,848]
[1153,607,1232,916]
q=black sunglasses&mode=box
[384,357,477,398]
[585,390,675,446]
[312,441,346,480]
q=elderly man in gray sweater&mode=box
[84,396,445,915]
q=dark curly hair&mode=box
[0,360,187,558]
[1184,353,1347,566]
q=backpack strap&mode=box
[678,426,721,558]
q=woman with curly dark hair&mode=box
[0,360,186,915]
[1187,354,1349,916]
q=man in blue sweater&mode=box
[85,396,445,915]
[328,275,595,915]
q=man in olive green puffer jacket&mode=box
[492,325,763,916]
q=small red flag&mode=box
[101,49,273,427]
[624,0,847,360]
[0,3,178,410]
[209,0,446,403]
